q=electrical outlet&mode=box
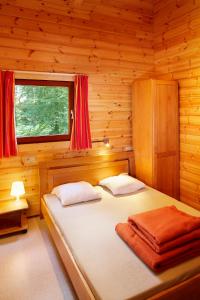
[22,156,37,166]
[124,146,133,151]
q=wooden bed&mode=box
[40,152,200,300]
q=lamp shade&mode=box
[11,181,25,197]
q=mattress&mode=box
[44,186,200,300]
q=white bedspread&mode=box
[44,186,200,300]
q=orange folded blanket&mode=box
[116,223,200,272]
[128,206,200,253]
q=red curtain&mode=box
[70,75,92,150]
[0,71,17,158]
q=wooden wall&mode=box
[154,0,200,210]
[0,0,154,215]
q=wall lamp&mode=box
[92,138,110,148]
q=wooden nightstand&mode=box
[0,199,28,237]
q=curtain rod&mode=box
[12,70,81,81]
[2,70,87,76]
[1,70,88,81]
[12,70,87,76]
[15,70,71,75]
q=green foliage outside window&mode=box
[15,85,69,137]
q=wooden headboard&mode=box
[39,151,134,198]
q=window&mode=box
[15,79,74,144]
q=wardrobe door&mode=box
[133,80,154,186]
[154,81,179,199]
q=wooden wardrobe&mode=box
[133,79,179,199]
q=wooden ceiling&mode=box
[0,0,154,75]
[2,0,153,18]
[0,0,153,32]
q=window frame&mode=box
[15,79,74,144]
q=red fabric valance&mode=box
[70,75,92,150]
[0,71,17,158]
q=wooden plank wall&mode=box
[0,0,154,215]
[154,0,200,210]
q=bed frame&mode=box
[40,151,200,300]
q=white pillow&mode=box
[99,174,145,195]
[51,181,101,206]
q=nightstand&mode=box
[0,199,29,237]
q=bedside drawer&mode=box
[0,211,21,230]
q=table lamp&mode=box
[11,181,25,201]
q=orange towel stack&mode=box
[116,206,200,272]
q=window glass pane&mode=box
[15,85,69,137]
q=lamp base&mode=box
[15,196,21,201]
